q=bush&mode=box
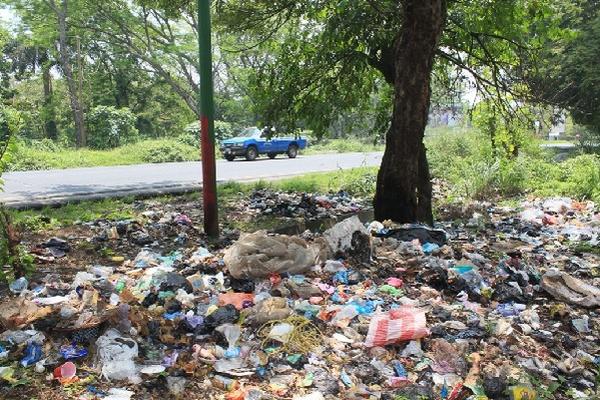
[180,120,236,147]
[0,209,35,282]
[27,138,61,152]
[472,100,532,158]
[140,140,198,163]
[87,106,139,149]
[0,107,18,181]
[577,127,600,154]
[560,154,600,202]
[427,128,600,203]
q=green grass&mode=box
[11,167,378,231]
[8,139,200,171]
[304,138,384,155]
[12,197,139,231]
[426,127,600,203]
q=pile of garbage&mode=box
[0,197,598,399]
[239,189,364,219]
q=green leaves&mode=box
[528,3,600,141]
[87,106,139,149]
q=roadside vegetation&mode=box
[303,138,384,155]
[426,129,600,204]
[6,137,387,171]
[10,129,600,232]
[7,138,200,171]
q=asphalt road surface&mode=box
[1,152,383,208]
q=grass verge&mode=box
[303,138,384,155]
[8,138,383,171]
[8,139,200,171]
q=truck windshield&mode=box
[240,127,261,137]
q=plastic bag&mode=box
[268,323,294,343]
[541,269,600,308]
[95,329,138,381]
[364,306,429,347]
[323,215,368,253]
[248,297,292,325]
[224,231,319,279]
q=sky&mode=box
[0,6,18,30]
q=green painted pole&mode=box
[197,0,219,238]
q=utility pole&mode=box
[197,0,219,238]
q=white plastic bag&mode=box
[95,329,138,381]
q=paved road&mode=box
[1,152,383,208]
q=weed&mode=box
[0,208,35,282]
[571,242,600,255]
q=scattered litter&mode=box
[0,195,598,398]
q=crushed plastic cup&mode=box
[53,361,77,379]
[216,323,241,357]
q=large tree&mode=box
[527,1,600,148]
[3,39,58,140]
[216,0,560,224]
[8,0,88,146]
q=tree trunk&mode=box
[114,68,130,108]
[42,62,58,140]
[51,0,87,147]
[373,0,446,225]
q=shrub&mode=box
[0,209,35,282]
[140,140,198,163]
[577,127,600,154]
[427,127,600,203]
[87,106,139,149]
[472,100,533,158]
[180,120,236,147]
[0,107,18,183]
[560,154,600,202]
[28,138,61,152]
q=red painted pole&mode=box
[198,0,219,238]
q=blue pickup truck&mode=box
[220,127,308,161]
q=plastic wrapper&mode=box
[364,306,429,347]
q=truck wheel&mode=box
[225,154,235,161]
[287,144,298,158]
[267,152,277,159]
[245,146,258,161]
